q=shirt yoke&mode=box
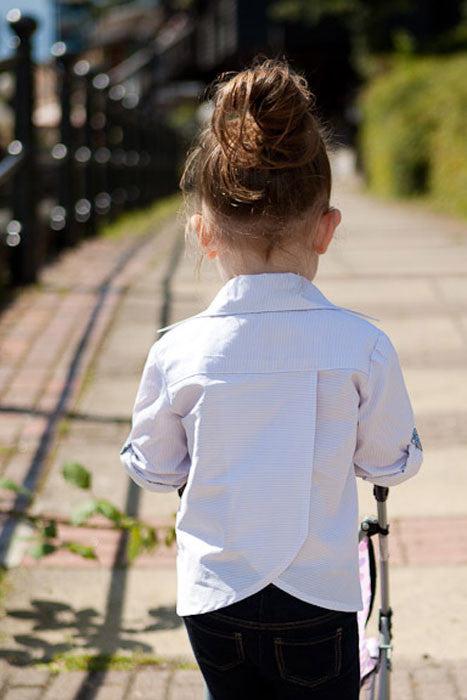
[153,308,384,385]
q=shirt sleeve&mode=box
[120,345,190,493]
[354,331,423,487]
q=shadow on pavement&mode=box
[0,598,181,666]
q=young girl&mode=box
[120,58,423,699]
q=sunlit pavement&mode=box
[1,153,467,697]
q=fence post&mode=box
[83,63,97,236]
[92,71,112,221]
[51,42,78,248]
[73,59,96,237]
[7,11,38,285]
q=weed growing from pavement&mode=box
[56,419,72,439]
[0,462,175,563]
[0,445,16,459]
[0,566,9,607]
[36,652,198,672]
[0,566,13,642]
[77,365,96,403]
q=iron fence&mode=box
[0,10,180,287]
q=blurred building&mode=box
[155,0,355,137]
[0,1,162,61]
[0,1,164,133]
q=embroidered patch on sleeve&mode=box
[411,427,423,451]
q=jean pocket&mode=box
[184,617,245,671]
[274,627,342,689]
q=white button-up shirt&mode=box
[120,272,422,616]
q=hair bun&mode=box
[211,58,321,171]
[180,55,332,246]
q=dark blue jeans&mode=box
[182,583,360,699]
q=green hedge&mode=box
[359,54,467,217]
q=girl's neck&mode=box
[214,248,319,284]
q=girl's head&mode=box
[181,57,341,281]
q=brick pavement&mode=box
[0,662,205,700]
[11,513,467,569]
[1,658,467,699]
[1,166,467,698]
[0,233,153,492]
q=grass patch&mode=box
[78,365,96,400]
[36,652,198,673]
[56,419,72,439]
[100,193,182,241]
[0,566,13,640]
[0,445,16,459]
[0,567,9,606]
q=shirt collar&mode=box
[204,273,335,315]
[157,272,378,333]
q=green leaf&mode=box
[141,526,157,552]
[119,515,135,530]
[70,499,98,526]
[42,520,57,538]
[29,542,57,559]
[0,477,33,501]
[127,524,143,562]
[164,527,176,548]
[96,500,123,524]
[62,463,91,490]
[62,542,97,560]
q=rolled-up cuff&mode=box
[120,443,179,493]
[355,441,423,487]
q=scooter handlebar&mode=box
[374,485,389,502]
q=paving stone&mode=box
[169,670,205,700]
[8,667,50,686]
[392,516,467,566]
[2,452,36,489]
[3,689,42,700]
[130,668,170,698]
[91,684,126,700]
[43,671,88,699]
[0,412,20,444]
[88,670,130,686]
[390,664,416,699]
[412,664,458,700]
[450,660,467,699]
[0,659,11,687]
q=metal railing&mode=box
[0,11,180,286]
[0,11,37,284]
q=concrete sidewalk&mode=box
[1,161,467,699]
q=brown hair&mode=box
[181,57,332,267]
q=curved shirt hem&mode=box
[271,577,363,613]
[176,549,308,617]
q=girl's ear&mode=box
[191,214,210,248]
[190,214,203,240]
[190,214,217,258]
[314,208,341,255]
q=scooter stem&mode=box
[374,486,392,700]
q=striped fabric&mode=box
[120,273,422,616]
